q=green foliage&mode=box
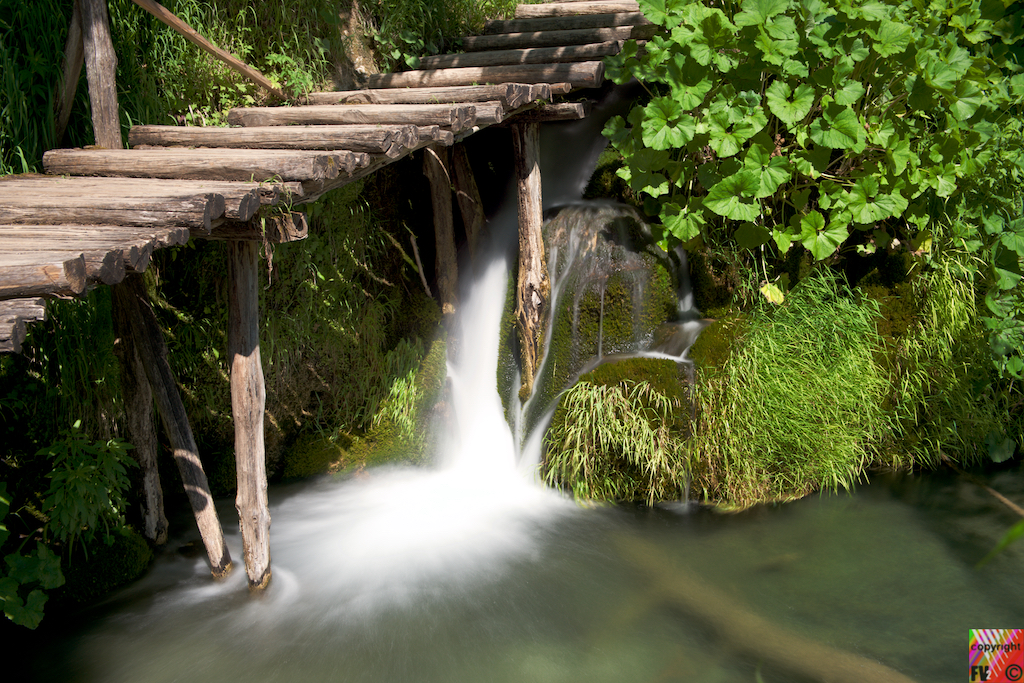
[59,526,152,605]
[543,375,688,505]
[38,421,135,554]
[0,482,64,629]
[691,274,893,507]
[605,0,1024,375]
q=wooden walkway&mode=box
[0,0,648,589]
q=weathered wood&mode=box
[615,535,920,683]
[302,83,535,109]
[512,122,548,400]
[366,61,605,90]
[114,274,232,577]
[54,0,85,145]
[483,11,651,34]
[111,283,167,545]
[0,255,87,299]
[0,298,46,354]
[422,126,456,146]
[423,144,458,319]
[503,101,591,123]
[0,224,186,273]
[44,148,367,182]
[418,41,624,69]
[129,124,412,158]
[209,211,308,242]
[451,144,485,259]
[463,24,655,51]
[81,0,121,149]
[227,241,271,590]
[227,104,477,132]
[129,0,286,100]
[515,1,641,18]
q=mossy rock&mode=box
[282,432,349,479]
[688,313,747,370]
[58,527,153,606]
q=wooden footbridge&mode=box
[0,0,651,589]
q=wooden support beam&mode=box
[54,0,84,145]
[227,241,271,590]
[512,122,548,400]
[111,285,168,545]
[463,25,656,51]
[482,11,651,34]
[80,0,121,149]
[208,211,308,242]
[302,83,536,109]
[451,144,485,259]
[0,299,46,354]
[129,0,286,100]
[365,61,605,90]
[418,41,624,69]
[501,101,592,124]
[515,1,641,18]
[423,144,459,320]
[226,104,478,131]
[113,275,232,576]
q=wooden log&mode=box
[0,254,87,299]
[208,211,308,242]
[451,144,485,259]
[81,0,121,149]
[483,11,651,34]
[366,61,605,90]
[129,124,409,157]
[227,104,478,131]
[44,147,364,183]
[0,298,46,354]
[111,283,168,545]
[423,144,458,320]
[463,24,655,51]
[515,1,641,18]
[503,101,592,123]
[0,224,186,271]
[614,535,919,683]
[548,82,573,96]
[302,83,535,109]
[425,127,455,146]
[129,0,285,100]
[114,274,232,577]
[54,0,84,145]
[418,41,624,69]
[227,241,271,590]
[512,122,548,400]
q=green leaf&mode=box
[978,519,1024,567]
[833,81,866,106]
[799,211,848,260]
[760,281,786,304]
[704,172,761,220]
[985,431,1017,463]
[4,589,47,630]
[808,104,866,151]
[734,0,790,27]
[872,20,913,57]
[735,222,771,249]
[641,98,696,150]
[772,228,793,253]
[660,201,706,242]
[765,81,815,126]
[792,145,832,178]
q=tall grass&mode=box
[691,274,893,508]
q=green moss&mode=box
[582,147,635,203]
[688,313,747,370]
[58,527,152,606]
[282,432,350,479]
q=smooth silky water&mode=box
[17,108,1024,683]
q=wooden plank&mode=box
[366,61,605,90]
[129,124,411,157]
[419,41,624,69]
[2,247,125,286]
[515,1,640,17]
[227,104,478,131]
[113,274,233,577]
[302,83,535,109]
[81,0,121,149]
[129,0,285,100]
[502,101,591,123]
[44,148,368,182]
[54,0,84,145]
[483,11,651,34]
[0,255,87,299]
[0,298,46,354]
[463,24,655,51]
[227,241,271,590]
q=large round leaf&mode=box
[704,171,761,220]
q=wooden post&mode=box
[113,276,232,576]
[227,241,271,591]
[80,0,121,149]
[451,144,485,261]
[512,122,548,400]
[111,289,168,545]
[423,144,459,321]
[54,0,84,145]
